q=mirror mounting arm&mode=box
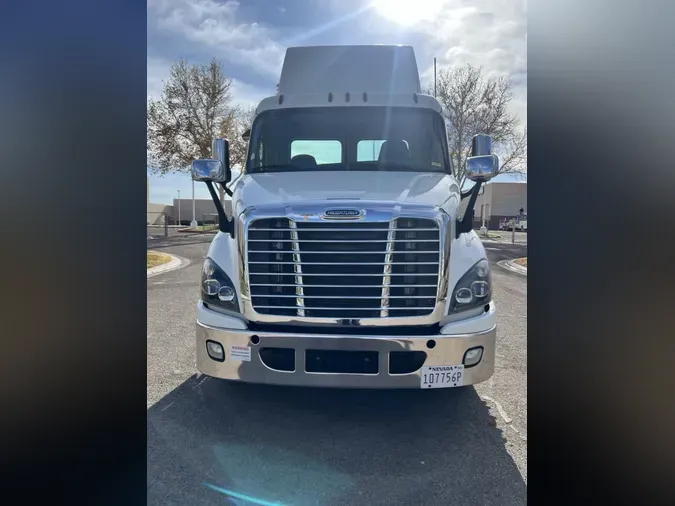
[221,182,233,198]
[456,181,483,238]
[205,181,234,238]
[460,188,473,200]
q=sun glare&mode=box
[371,0,445,26]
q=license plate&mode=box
[420,365,464,389]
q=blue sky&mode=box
[147,0,527,204]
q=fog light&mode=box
[218,286,235,302]
[463,346,483,367]
[206,340,225,362]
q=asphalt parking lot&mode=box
[147,235,527,505]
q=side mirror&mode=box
[192,159,226,182]
[466,134,499,183]
[192,137,235,237]
[191,137,231,183]
[242,128,251,142]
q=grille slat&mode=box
[250,284,438,288]
[250,228,438,232]
[252,294,434,299]
[253,306,437,311]
[248,239,439,243]
[248,217,441,318]
[249,261,439,265]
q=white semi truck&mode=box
[191,45,500,389]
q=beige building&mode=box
[472,181,527,229]
[170,199,234,225]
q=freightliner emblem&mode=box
[321,209,365,220]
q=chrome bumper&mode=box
[195,321,496,389]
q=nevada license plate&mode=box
[420,365,464,389]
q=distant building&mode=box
[171,199,223,225]
[472,181,527,229]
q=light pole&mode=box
[190,177,198,229]
[177,190,181,227]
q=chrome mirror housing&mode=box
[191,137,231,182]
[466,134,499,182]
[192,159,226,182]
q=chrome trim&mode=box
[288,220,305,317]
[247,261,438,265]
[253,305,437,310]
[240,201,452,327]
[250,284,438,288]
[195,322,497,389]
[380,219,397,317]
[251,294,434,299]
[248,239,439,243]
[249,227,439,232]
[251,272,432,278]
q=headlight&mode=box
[449,259,491,313]
[201,258,240,313]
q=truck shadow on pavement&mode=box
[148,375,526,506]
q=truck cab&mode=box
[191,45,500,389]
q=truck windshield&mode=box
[246,106,449,174]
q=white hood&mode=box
[232,171,461,216]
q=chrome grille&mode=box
[247,218,440,319]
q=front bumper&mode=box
[195,313,496,389]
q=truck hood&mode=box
[233,171,460,214]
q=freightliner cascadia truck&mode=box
[191,45,500,389]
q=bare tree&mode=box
[147,58,237,202]
[220,104,257,169]
[426,64,527,188]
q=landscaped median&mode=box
[513,257,527,268]
[147,251,172,269]
[147,250,186,277]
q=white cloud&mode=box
[148,0,285,80]
[415,0,527,125]
[147,0,526,124]
[315,0,526,125]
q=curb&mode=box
[497,259,527,276]
[147,252,190,278]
